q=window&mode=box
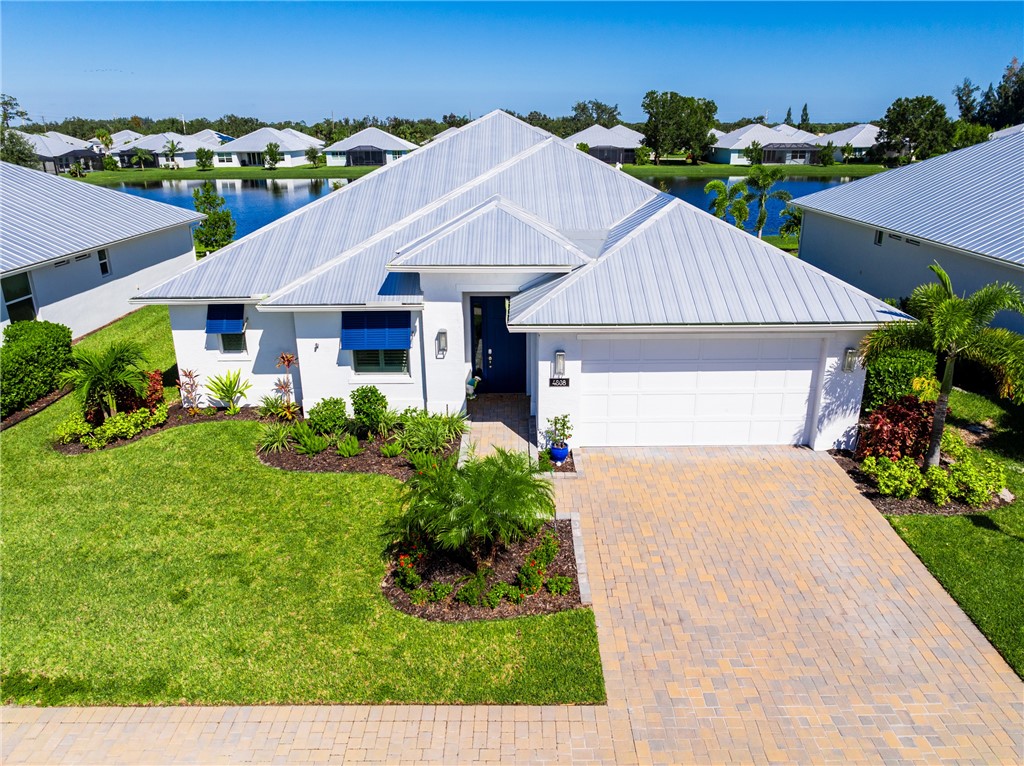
[874,230,883,246]
[220,333,247,353]
[2,272,36,322]
[353,349,409,373]
[206,304,247,353]
[216,152,232,164]
[97,249,111,277]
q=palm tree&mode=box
[841,143,855,164]
[96,129,113,153]
[59,340,149,419]
[778,205,802,239]
[744,165,791,239]
[860,263,1024,467]
[131,148,153,170]
[703,179,750,229]
[163,139,182,167]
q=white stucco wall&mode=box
[1,225,197,339]
[799,212,1024,333]
[168,305,303,407]
[711,147,748,165]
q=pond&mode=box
[112,178,344,239]
[112,175,852,242]
[635,176,854,236]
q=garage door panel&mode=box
[577,336,822,447]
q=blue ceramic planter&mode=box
[550,444,569,464]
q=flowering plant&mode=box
[544,414,573,447]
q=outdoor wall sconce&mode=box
[553,350,566,377]
[436,329,448,358]
[842,347,857,373]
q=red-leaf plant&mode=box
[276,352,298,405]
[855,395,935,462]
[176,369,203,414]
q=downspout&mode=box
[418,312,429,410]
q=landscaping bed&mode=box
[259,432,460,480]
[0,387,69,432]
[384,520,581,621]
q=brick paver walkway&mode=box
[464,394,535,457]
[4,448,1021,764]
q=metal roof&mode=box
[771,124,818,142]
[508,199,905,327]
[990,123,1024,140]
[220,127,323,153]
[90,129,143,147]
[714,124,790,150]
[564,124,641,149]
[793,132,1024,267]
[816,124,879,148]
[325,127,417,153]
[43,131,92,150]
[609,124,645,143]
[388,197,592,270]
[14,131,81,158]
[431,127,461,142]
[190,129,234,144]
[0,161,203,273]
[118,132,222,154]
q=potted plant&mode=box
[544,414,573,466]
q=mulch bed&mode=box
[258,437,460,481]
[0,388,71,432]
[551,450,576,473]
[52,404,263,455]
[383,520,583,622]
[831,449,1008,516]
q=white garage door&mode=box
[577,336,823,446]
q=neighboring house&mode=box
[13,130,101,174]
[761,143,820,165]
[771,124,818,142]
[793,132,1024,333]
[133,111,900,450]
[989,123,1024,140]
[324,127,418,166]
[190,128,234,145]
[815,124,880,161]
[710,124,817,165]
[116,132,223,169]
[431,126,462,142]
[563,124,642,164]
[709,128,725,140]
[0,161,203,338]
[217,127,324,168]
[89,129,145,151]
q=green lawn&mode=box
[623,163,887,179]
[0,311,605,706]
[73,164,378,185]
[762,235,799,253]
[887,388,1024,677]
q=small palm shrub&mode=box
[256,422,293,454]
[384,448,555,561]
[351,385,388,436]
[206,369,252,410]
[399,411,450,453]
[59,339,148,420]
[336,433,363,458]
[379,440,403,458]
[291,421,331,456]
[307,397,349,436]
[258,394,284,419]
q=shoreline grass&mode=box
[623,163,887,179]
[71,164,378,185]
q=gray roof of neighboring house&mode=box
[118,132,222,154]
[0,161,203,273]
[609,124,645,143]
[710,128,725,138]
[508,199,903,327]
[714,124,789,150]
[13,130,84,158]
[220,127,323,153]
[134,110,901,328]
[431,126,461,142]
[43,131,92,150]
[989,123,1024,140]
[816,123,879,148]
[772,124,818,142]
[564,124,641,149]
[190,128,234,144]
[793,132,1024,267]
[94,129,143,147]
[280,128,324,147]
[325,127,418,153]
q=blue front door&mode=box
[470,296,526,393]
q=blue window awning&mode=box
[206,304,245,334]
[342,311,411,350]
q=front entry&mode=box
[470,296,526,393]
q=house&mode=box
[710,124,816,164]
[0,161,203,338]
[13,130,102,174]
[133,111,899,449]
[563,124,643,164]
[324,127,417,166]
[217,127,324,168]
[89,129,145,151]
[815,124,880,161]
[190,128,234,145]
[989,123,1024,140]
[761,143,821,165]
[116,132,224,169]
[793,132,1024,333]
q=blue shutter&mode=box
[342,311,411,350]
[206,304,245,334]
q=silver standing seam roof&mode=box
[325,127,418,153]
[135,110,901,328]
[815,124,879,148]
[0,161,204,274]
[564,125,642,150]
[793,132,1024,268]
[13,131,81,159]
[220,127,323,154]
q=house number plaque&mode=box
[549,378,570,387]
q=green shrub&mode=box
[484,582,510,609]
[399,410,451,453]
[924,465,958,506]
[52,412,92,444]
[379,440,403,458]
[546,575,573,596]
[93,409,152,442]
[940,428,970,462]
[532,531,559,569]
[949,456,1006,508]
[428,581,453,603]
[861,455,926,499]
[148,402,169,427]
[79,431,109,450]
[454,568,490,606]
[351,386,388,436]
[0,320,73,418]
[505,585,524,605]
[256,422,293,454]
[258,395,284,419]
[102,155,119,171]
[517,560,544,595]
[307,397,349,436]
[377,408,402,438]
[336,433,363,458]
[291,421,331,456]
[863,349,937,412]
[409,589,429,605]
[205,369,252,409]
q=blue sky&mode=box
[2,2,1021,124]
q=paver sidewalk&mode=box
[4,447,1022,764]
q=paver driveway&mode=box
[3,447,1022,764]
